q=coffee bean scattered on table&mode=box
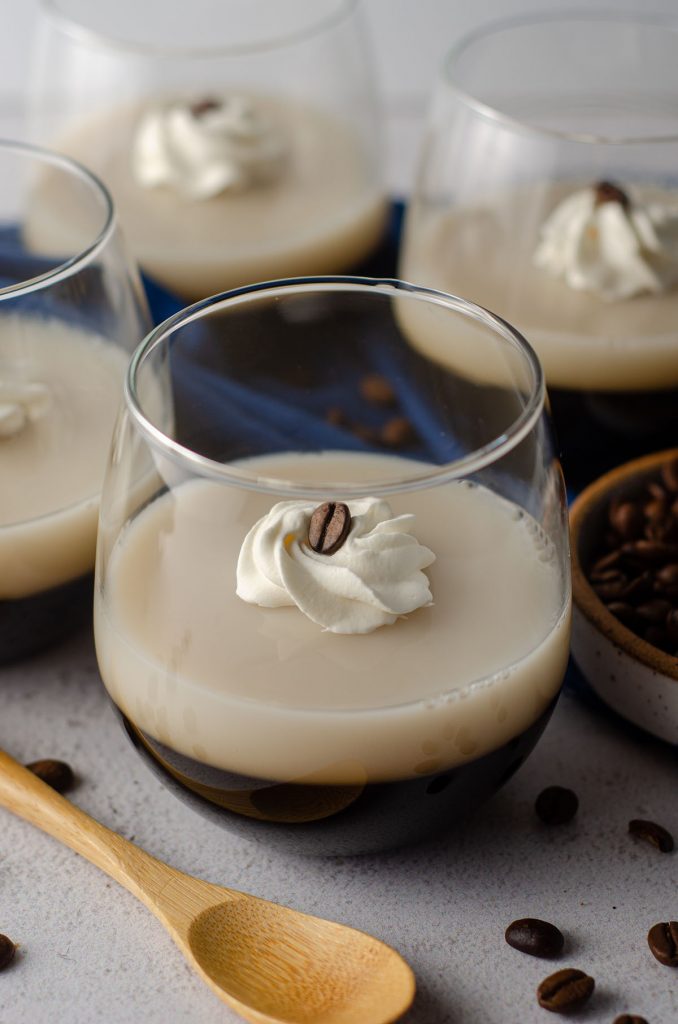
[613,1015,649,1024]
[647,921,678,966]
[586,454,678,654]
[537,968,595,1013]
[359,373,397,407]
[380,416,416,448]
[0,934,16,971]
[535,786,579,825]
[26,759,75,794]
[628,818,674,853]
[505,918,564,958]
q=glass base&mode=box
[0,574,92,665]
[120,699,558,856]
[550,386,678,491]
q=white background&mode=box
[3,1,678,106]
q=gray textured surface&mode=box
[0,628,675,1024]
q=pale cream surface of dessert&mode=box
[95,451,571,785]
[401,183,678,391]
[0,316,127,598]
[51,95,386,299]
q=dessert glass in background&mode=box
[400,13,678,488]
[29,0,387,301]
[93,277,571,856]
[0,141,150,664]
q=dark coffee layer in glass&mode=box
[549,387,678,491]
[0,574,92,665]
[120,700,557,856]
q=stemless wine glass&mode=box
[400,12,678,487]
[29,0,386,300]
[0,140,150,663]
[94,277,571,856]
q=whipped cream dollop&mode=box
[236,497,435,634]
[0,381,51,439]
[132,95,288,201]
[533,181,678,300]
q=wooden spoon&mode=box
[0,749,415,1024]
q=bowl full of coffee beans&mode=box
[570,449,678,744]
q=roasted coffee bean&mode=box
[622,540,678,564]
[628,818,674,853]
[26,758,75,794]
[0,934,15,971]
[595,180,629,208]
[535,786,579,825]
[591,550,623,574]
[606,602,640,629]
[380,416,415,448]
[647,921,678,966]
[609,501,644,540]
[505,918,564,958]
[190,97,221,118]
[661,456,678,492]
[308,502,351,555]
[593,577,628,601]
[635,599,672,624]
[325,406,347,427]
[537,968,595,1013]
[359,374,396,407]
[656,563,678,587]
[613,1016,649,1024]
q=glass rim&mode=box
[443,10,678,146]
[125,276,546,498]
[40,0,359,59]
[0,138,116,302]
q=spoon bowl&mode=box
[0,748,415,1024]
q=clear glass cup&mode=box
[30,0,387,301]
[400,13,678,488]
[0,140,150,663]
[94,276,571,855]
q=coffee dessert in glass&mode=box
[400,13,678,488]
[94,277,571,855]
[0,141,149,663]
[30,0,386,299]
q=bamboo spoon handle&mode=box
[0,749,177,907]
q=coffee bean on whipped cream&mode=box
[613,1016,649,1024]
[505,918,564,958]
[535,786,579,825]
[537,968,594,1013]
[647,921,678,966]
[628,818,674,853]
[0,934,16,971]
[308,502,352,555]
[190,97,221,118]
[594,180,630,209]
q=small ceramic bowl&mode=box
[570,449,678,744]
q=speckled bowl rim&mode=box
[570,448,678,683]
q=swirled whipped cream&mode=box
[236,497,435,634]
[0,381,51,439]
[132,95,288,201]
[533,181,678,300]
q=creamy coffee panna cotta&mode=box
[0,317,128,660]
[93,277,570,854]
[95,451,570,850]
[401,180,678,393]
[54,93,386,299]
